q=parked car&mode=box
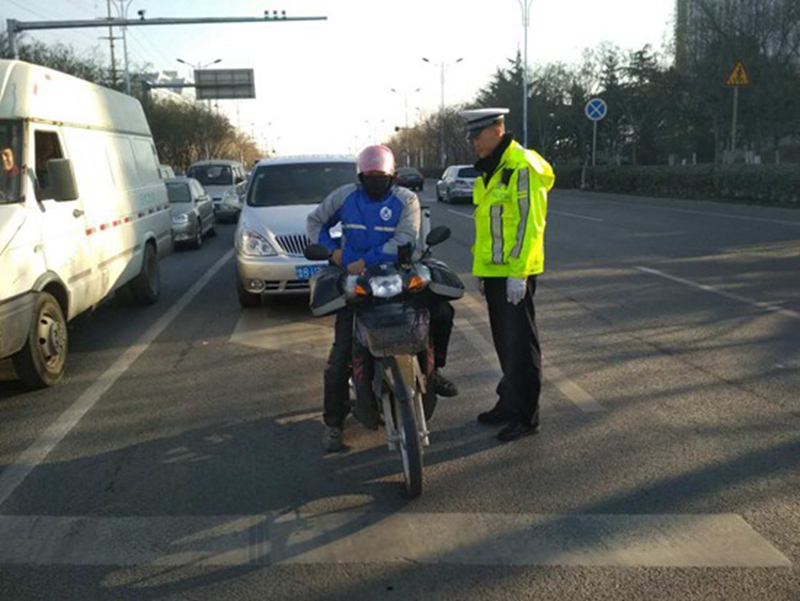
[218,179,248,221]
[166,177,216,249]
[436,164,480,203]
[0,59,171,388]
[395,167,424,191]
[186,159,246,222]
[234,156,357,307]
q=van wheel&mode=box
[130,243,161,305]
[236,277,260,308]
[12,292,68,388]
[192,219,203,249]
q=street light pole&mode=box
[518,0,532,148]
[422,57,463,168]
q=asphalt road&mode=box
[0,183,798,600]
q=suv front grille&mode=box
[275,234,310,257]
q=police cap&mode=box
[458,108,509,140]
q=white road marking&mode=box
[447,209,473,219]
[0,249,235,510]
[549,210,604,222]
[0,512,788,567]
[229,311,333,359]
[457,292,604,413]
[581,197,800,227]
[637,266,800,321]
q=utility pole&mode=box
[101,0,119,88]
[517,0,532,148]
[422,57,463,168]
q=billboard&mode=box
[195,69,256,100]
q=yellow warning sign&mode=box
[725,61,750,86]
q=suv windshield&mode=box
[248,162,357,207]
[457,167,479,178]
[186,164,233,187]
[0,120,23,204]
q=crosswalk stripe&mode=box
[0,512,788,567]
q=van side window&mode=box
[34,131,64,199]
[132,138,159,181]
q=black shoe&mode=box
[477,406,515,425]
[497,421,540,442]
[431,370,459,397]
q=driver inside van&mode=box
[307,144,459,453]
[1,145,20,199]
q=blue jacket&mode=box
[307,183,421,267]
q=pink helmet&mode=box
[357,145,396,176]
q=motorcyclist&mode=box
[307,144,458,453]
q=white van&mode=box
[0,59,172,387]
[186,159,246,222]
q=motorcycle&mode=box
[305,226,464,497]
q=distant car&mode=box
[436,164,479,203]
[186,159,247,222]
[395,167,424,191]
[166,177,216,249]
[234,155,357,307]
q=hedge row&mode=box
[554,164,800,207]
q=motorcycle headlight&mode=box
[370,274,403,298]
[238,230,278,257]
[172,213,189,224]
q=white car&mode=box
[234,156,356,307]
[436,164,480,204]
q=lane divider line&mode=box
[549,210,604,222]
[0,249,235,511]
[456,292,604,413]
[636,266,800,321]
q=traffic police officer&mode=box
[459,108,555,442]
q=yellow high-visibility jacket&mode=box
[471,141,555,278]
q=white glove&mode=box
[477,277,485,297]
[506,277,526,305]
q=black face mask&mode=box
[359,174,393,199]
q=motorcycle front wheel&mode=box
[388,356,423,498]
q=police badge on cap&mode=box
[458,108,510,140]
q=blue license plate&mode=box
[295,265,323,280]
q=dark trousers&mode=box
[323,300,454,428]
[483,276,542,426]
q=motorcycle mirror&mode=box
[425,226,451,247]
[304,243,332,261]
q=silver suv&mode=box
[436,164,479,204]
[234,156,357,307]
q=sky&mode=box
[3,0,676,155]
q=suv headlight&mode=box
[172,213,189,224]
[238,230,278,257]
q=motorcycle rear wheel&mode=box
[388,357,423,498]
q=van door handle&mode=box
[72,209,84,218]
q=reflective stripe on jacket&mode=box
[471,141,555,278]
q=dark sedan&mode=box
[395,167,424,191]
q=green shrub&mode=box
[556,164,800,207]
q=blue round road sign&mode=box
[585,98,607,121]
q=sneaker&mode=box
[431,370,459,397]
[321,426,344,452]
